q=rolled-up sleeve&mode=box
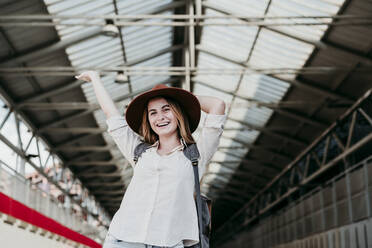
[106,115,141,167]
[196,113,227,179]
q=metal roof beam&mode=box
[220,139,283,151]
[96,195,123,201]
[18,79,85,104]
[0,27,100,65]
[227,175,266,188]
[101,204,121,208]
[66,151,109,166]
[265,26,372,65]
[217,194,247,204]
[41,127,105,134]
[0,131,102,221]
[195,79,328,129]
[84,180,124,186]
[203,2,372,65]
[223,151,280,175]
[54,133,100,149]
[80,172,121,178]
[37,78,177,132]
[17,44,184,105]
[210,183,255,197]
[0,1,185,65]
[196,47,352,101]
[92,190,125,195]
[54,145,113,152]
[69,159,124,166]
[78,164,130,176]
[0,81,109,221]
[206,170,266,188]
[208,188,252,203]
[0,28,43,94]
[211,158,276,177]
[224,136,292,163]
[18,102,111,110]
[98,201,122,206]
[215,187,255,201]
[210,161,271,182]
[209,177,260,192]
[216,186,255,199]
[99,199,122,203]
[228,117,308,147]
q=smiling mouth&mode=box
[156,122,170,127]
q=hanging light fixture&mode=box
[102,19,119,38]
[115,71,128,84]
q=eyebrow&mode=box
[148,104,170,112]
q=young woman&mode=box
[76,71,226,248]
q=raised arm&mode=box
[196,95,225,115]
[75,71,120,118]
[76,71,141,167]
[194,95,226,180]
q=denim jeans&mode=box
[102,233,184,248]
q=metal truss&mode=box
[36,78,177,133]
[15,44,183,105]
[0,2,185,66]
[1,65,371,76]
[204,2,372,65]
[2,14,370,21]
[1,14,371,27]
[195,79,329,129]
[213,89,372,246]
[196,47,353,102]
[0,95,110,228]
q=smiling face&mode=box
[147,97,179,138]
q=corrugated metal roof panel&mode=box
[267,0,344,41]
[208,0,270,16]
[201,9,258,62]
[117,0,173,14]
[199,0,346,195]
[193,54,242,92]
[50,0,112,40]
[122,12,173,62]
[0,0,58,52]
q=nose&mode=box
[156,113,166,121]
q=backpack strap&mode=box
[183,143,200,165]
[183,144,204,247]
[133,142,151,164]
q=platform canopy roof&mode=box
[0,0,371,230]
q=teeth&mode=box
[157,122,169,127]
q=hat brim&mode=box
[125,87,201,134]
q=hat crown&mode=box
[152,84,168,90]
[126,83,201,134]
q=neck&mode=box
[158,134,181,151]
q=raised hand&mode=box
[75,71,100,82]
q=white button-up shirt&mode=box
[105,113,226,247]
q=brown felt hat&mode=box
[125,84,201,134]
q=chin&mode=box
[157,128,178,137]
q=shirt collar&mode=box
[150,138,186,155]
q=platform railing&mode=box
[0,160,107,243]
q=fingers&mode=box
[75,74,90,82]
[76,71,100,82]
